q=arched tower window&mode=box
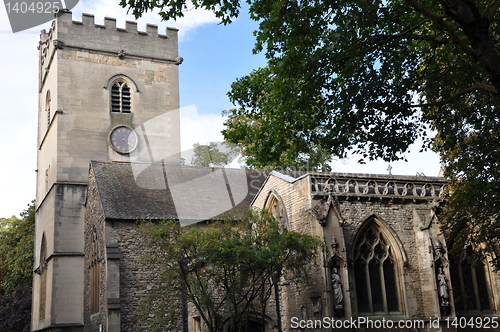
[39,234,47,320]
[110,79,131,113]
[265,191,288,228]
[45,91,51,126]
[449,247,493,314]
[353,220,402,315]
[89,225,100,314]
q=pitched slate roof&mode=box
[89,161,270,222]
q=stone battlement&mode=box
[40,9,179,63]
[69,12,178,37]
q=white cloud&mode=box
[331,141,442,177]
[180,105,226,151]
[0,1,442,219]
[0,0,220,37]
[0,29,40,217]
[72,0,219,40]
[179,105,442,176]
[0,1,221,218]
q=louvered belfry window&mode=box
[111,81,131,113]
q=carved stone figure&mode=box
[438,268,450,306]
[433,240,447,262]
[310,197,330,225]
[331,268,343,309]
[330,236,339,256]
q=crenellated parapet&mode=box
[310,173,447,201]
[39,10,180,88]
[53,10,177,58]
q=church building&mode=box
[33,9,180,331]
[33,10,500,332]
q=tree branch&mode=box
[414,83,497,107]
[406,33,469,44]
[404,0,478,59]
[486,0,500,21]
[359,18,433,50]
[407,34,452,44]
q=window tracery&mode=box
[265,192,288,228]
[449,248,493,314]
[353,222,401,315]
[110,79,131,113]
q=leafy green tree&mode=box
[222,67,335,171]
[120,0,500,265]
[137,210,322,332]
[190,142,239,167]
[0,201,34,332]
[0,201,35,294]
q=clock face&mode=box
[109,126,138,154]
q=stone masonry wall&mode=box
[83,169,107,332]
[82,170,500,332]
[252,172,500,332]
[106,220,184,332]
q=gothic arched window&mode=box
[265,191,288,228]
[89,226,100,314]
[110,79,131,113]
[39,234,47,320]
[353,221,402,315]
[449,248,493,315]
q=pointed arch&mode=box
[225,312,275,332]
[105,74,138,113]
[89,225,100,314]
[350,215,407,264]
[39,233,47,320]
[45,90,51,126]
[263,190,288,228]
[449,246,495,314]
[104,74,139,92]
[351,216,406,315]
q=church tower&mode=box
[33,10,181,331]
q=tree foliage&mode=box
[0,201,35,294]
[136,210,322,332]
[0,202,34,332]
[0,286,32,332]
[190,142,239,167]
[120,0,500,265]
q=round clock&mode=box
[109,125,138,154]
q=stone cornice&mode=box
[310,174,447,200]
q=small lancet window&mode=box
[89,226,100,314]
[39,234,47,320]
[45,90,51,127]
[111,80,131,113]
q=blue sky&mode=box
[0,0,441,218]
